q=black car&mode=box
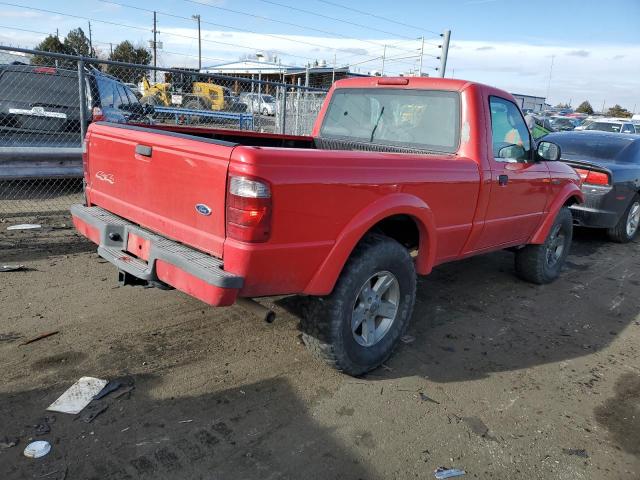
[545,131,640,242]
[0,63,153,179]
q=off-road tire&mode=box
[607,194,640,243]
[301,234,416,376]
[515,207,573,284]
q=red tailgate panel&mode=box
[85,123,234,258]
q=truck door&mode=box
[474,96,550,249]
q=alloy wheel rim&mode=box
[546,224,565,267]
[626,202,640,238]
[351,271,400,347]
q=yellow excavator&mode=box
[140,77,239,112]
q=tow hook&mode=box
[237,297,276,323]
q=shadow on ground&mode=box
[281,228,640,384]
[0,375,372,480]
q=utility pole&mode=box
[192,14,201,70]
[545,54,555,103]
[381,45,387,76]
[56,28,59,39]
[87,21,93,56]
[439,30,451,78]
[332,52,336,84]
[418,36,425,77]
[601,100,606,114]
[152,11,158,81]
[109,43,113,57]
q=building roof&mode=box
[201,59,350,76]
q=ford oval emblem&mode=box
[195,204,212,216]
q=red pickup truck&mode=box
[72,77,583,375]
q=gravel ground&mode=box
[0,222,639,480]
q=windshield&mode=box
[262,95,275,103]
[320,88,460,153]
[586,122,622,133]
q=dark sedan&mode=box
[544,131,640,242]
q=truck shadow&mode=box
[372,228,640,383]
[0,375,373,480]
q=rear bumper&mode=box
[71,204,243,306]
[0,147,82,180]
[569,185,623,229]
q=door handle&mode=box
[135,144,152,157]
[498,174,509,186]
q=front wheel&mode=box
[515,207,573,284]
[301,234,416,376]
[607,194,640,243]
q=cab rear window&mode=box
[320,88,460,153]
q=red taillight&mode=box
[34,67,57,74]
[226,176,272,242]
[574,168,609,186]
[91,107,105,122]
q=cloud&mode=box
[613,54,625,60]
[475,46,494,51]
[566,49,590,57]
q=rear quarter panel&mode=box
[224,147,481,297]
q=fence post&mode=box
[295,78,301,136]
[77,59,87,143]
[280,85,287,134]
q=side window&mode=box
[125,88,138,105]
[621,123,635,134]
[116,84,130,108]
[112,82,125,109]
[97,78,115,108]
[489,96,531,162]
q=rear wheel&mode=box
[607,195,640,243]
[301,234,416,376]
[515,207,573,284]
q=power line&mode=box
[316,0,441,36]
[258,0,416,41]
[100,0,415,63]
[0,1,319,64]
[181,0,418,54]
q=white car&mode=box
[584,118,637,134]
[241,93,276,116]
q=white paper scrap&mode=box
[7,224,41,230]
[46,376,108,414]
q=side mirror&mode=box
[537,141,561,161]
[498,144,526,160]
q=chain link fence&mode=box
[0,46,327,239]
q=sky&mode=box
[0,0,639,111]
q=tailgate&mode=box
[84,122,236,258]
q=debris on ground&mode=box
[81,404,108,423]
[7,224,41,231]
[419,392,441,405]
[93,380,122,400]
[0,436,19,449]
[23,440,51,458]
[47,377,108,414]
[19,330,59,346]
[33,420,51,436]
[563,448,589,458]
[400,335,416,344]
[462,416,497,442]
[434,466,466,479]
[0,264,25,272]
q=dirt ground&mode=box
[1,217,639,480]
